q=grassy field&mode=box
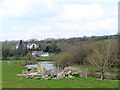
[2,61,119,88]
[6,54,56,61]
[74,65,118,74]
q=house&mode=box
[32,51,43,57]
[32,51,49,57]
[41,52,49,57]
[16,41,39,50]
[27,43,39,49]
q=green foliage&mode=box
[17,40,28,57]
[25,53,37,63]
[44,42,61,53]
[72,74,80,77]
[2,61,118,88]
[86,40,118,79]
[2,49,9,60]
[55,53,72,68]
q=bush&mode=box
[48,53,56,60]
[72,74,80,77]
[12,55,20,60]
[25,53,37,64]
[55,53,72,68]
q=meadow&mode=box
[2,60,119,88]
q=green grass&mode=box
[37,54,57,61]
[74,65,117,73]
[7,55,55,61]
[36,57,52,61]
[2,61,119,88]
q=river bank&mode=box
[2,61,118,88]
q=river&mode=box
[25,61,57,71]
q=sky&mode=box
[0,0,118,41]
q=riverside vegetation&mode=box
[2,35,119,88]
[2,61,118,88]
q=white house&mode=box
[16,42,39,50]
[32,51,49,57]
[41,52,49,57]
[32,51,43,56]
[27,43,39,49]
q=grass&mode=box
[7,54,56,61]
[37,53,57,61]
[36,57,53,61]
[2,61,119,88]
[73,65,118,79]
[74,65,118,73]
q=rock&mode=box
[66,70,72,75]
[46,70,51,76]
[68,75,74,78]
[62,70,66,72]
[79,73,85,78]
[41,76,45,79]
[29,72,38,76]
[72,72,78,75]
[17,74,26,76]
[52,77,58,80]
[45,75,48,77]
[57,72,65,79]
[45,78,49,80]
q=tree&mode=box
[2,49,9,60]
[25,53,37,64]
[2,42,16,60]
[44,45,51,53]
[40,41,46,50]
[50,41,57,53]
[87,40,118,80]
[55,53,72,68]
[68,43,87,65]
[17,40,28,57]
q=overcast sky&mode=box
[0,0,118,41]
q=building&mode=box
[32,51,49,57]
[41,52,49,57]
[27,43,39,49]
[16,42,39,50]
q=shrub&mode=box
[55,53,72,68]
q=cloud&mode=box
[59,4,104,20]
[11,26,21,31]
[58,0,119,3]
[57,18,117,35]
[24,26,52,39]
[0,0,58,20]
[0,0,31,21]
[0,0,118,41]
[55,3,117,36]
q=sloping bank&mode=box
[2,61,118,88]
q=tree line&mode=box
[55,39,118,80]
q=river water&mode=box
[25,61,56,70]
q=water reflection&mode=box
[25,61,56,70]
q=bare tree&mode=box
[87,40,118,80]
[25,53,37,64]
[55,52,72,68]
